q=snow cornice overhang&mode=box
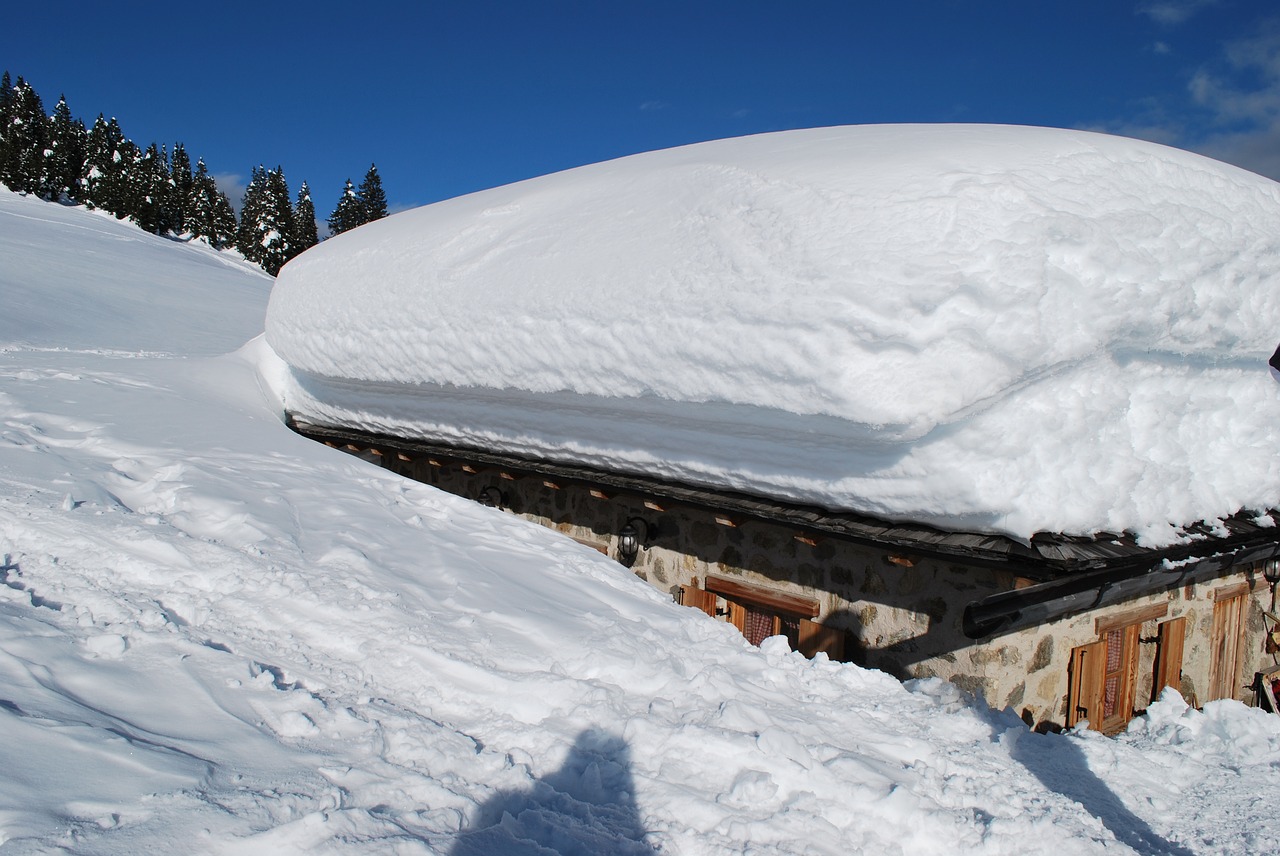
[287,416,1280,588]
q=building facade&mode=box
[299,419,1280,734]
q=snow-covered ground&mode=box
[3,185,1280,853]
[267,125,1280,546]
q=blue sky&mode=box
[4,1,1279,215]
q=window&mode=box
[1069,625,1139,733]
[1068,602,1169,733]
[680,575,846,660]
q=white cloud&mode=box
[1170,20,1280,179]
[1189,25,1280,124]
[1091,16,1280,179]
[1153,41,1171,55]
[1196,119,1280,179]
[639,100,668,112]
[214,172,248,213]
[1138,0,1217,26]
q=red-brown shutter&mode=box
[1068,640,1105,729]
[798,619,845,661]
[680,585,718,617]
[1110,624,1141,732]
[1152,617,1187,701]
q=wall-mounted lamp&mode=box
[1264,559,1280,586]
[477,486,507,509]
[616,517,653,568]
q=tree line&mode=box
[0,72,388,276]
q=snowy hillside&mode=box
[267,124,1280,545]
[3,187,1280,853]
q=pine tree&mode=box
[106,135,145,223]
[131,143,175,234]
[260,166,296,275]
[0,71,12,127]
[0,73,10,188]
[293,180,318,252]
[188,158,236,248]
[327,177,364,236]
[83,115,135,216]
[357,162,387,222]
[238,165,297,275]
[169,142,194,234]
[0,76,48,195]
[45,96,87,201]
[237,165,269,264]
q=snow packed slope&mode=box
[267,124,1280,545]
[3,187,1280,854]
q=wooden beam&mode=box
[644,500,666,512]
[1214,578,1267,601]
[589,488,611,500]
[704,574,820,618]
[1095,601,1169,635]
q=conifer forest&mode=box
[0,72,387,275]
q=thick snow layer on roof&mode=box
[266,125,1280,544]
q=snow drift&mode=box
[266,123,1280,545]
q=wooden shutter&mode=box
[1209,594,1247,701]
[798,619,845,661]
[726,600,747,634]
[1068,640,1105,729]
[680,585,718,617]
[1152,617,1187,701]
[1108,624,1141,732]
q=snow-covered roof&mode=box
[265,124,1280,545]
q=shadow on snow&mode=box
[449,728,656,856]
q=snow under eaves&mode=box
[3,185,1280,854]
[267,124,1280,545]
